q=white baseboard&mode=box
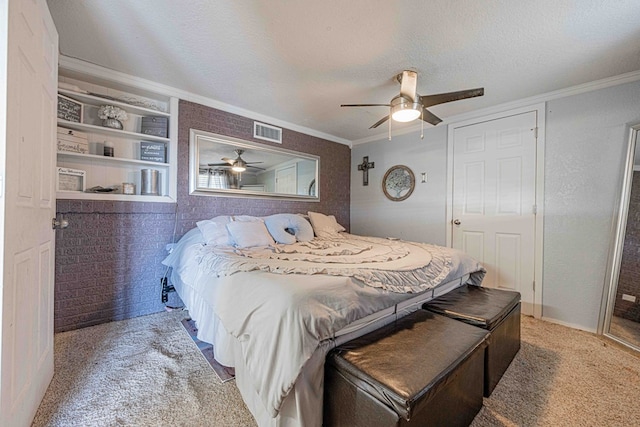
[540,316,597,334]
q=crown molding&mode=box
[58,55,352,148]
[352,69,640,146]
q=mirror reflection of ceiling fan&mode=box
[341,70,484,138]
[207,149,265,172]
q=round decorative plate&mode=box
[382,165,415,201]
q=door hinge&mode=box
[533,280,536,291]
[532,204,537,214]
[533,127,538,138]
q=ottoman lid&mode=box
[327,310,488,421]
[424,285,520,330]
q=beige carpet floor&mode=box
[32,310,640,427]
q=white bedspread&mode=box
[188,234,485,417]
[196,234,478,294]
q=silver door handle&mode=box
[52,217,69,230]
[453,219,461,225]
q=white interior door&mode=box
[275,163,297,194]
[452,111,537,314]
[0,0,58,426]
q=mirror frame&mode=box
[189,129,320,201]
[601,123,640,351]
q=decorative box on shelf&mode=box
[141,116,169,138]
[56,167,86,192]
[57,126,89,154]
[140,140,167,163]
[57,94,83,123]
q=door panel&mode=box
[452,111,537,313]
[495,233,520,291]
[275,164,297,194]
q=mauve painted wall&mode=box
[54,100,351,332]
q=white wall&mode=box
[351,124,448,245]
[543,80,640,330]
[350,79,640,332]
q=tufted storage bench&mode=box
[324,310,489,427]
[423,285,521,396]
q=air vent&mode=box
[254,122,282,144]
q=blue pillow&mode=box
[264,214,314,244]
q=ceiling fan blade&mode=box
[341,103,390,107]
[369,115,390,129]
[421,108,442,126]
[399,70,418,101]
[421,88,484,108]
[208,162,231,166]
[221,157,235,164]
[247,165,265,171]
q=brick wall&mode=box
[54,200,178,332]
[175,100,351,236]
[615,171,640,321]
[54,100,351,332]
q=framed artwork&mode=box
[57,94,83,123]
[56,167,86,192]
[382,165,415,201]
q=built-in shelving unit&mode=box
[56,61,178,203]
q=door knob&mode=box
[52,217,69,230]
[453,219,461,225]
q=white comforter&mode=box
[187,234,485,417]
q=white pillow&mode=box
[161,227,205,268]
[196,215,232,246]
[232,215,263,222]
[307,211,346,238]
[226,220,275,248]
[264,214,314,244]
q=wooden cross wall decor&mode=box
[357,156,375,186]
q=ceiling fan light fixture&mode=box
[232,158,246,172]
[390,95,421,122]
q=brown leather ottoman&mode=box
[324,310,489,427]
[423,285,521,396]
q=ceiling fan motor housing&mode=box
[390,94,422,122]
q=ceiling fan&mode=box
[207,149,264,172]
[341,70,484,133]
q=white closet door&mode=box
[452,111,537,314]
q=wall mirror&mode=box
[603,124,640,352]
[189,129,319,200]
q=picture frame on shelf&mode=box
[140,140,167,163]
[57,94,83,123]
[56,167,86,192]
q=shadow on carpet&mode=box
[181,317,236,383]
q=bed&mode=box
[162,212,485,427]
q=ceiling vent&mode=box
[254,122,282,144]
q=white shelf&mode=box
[58,89,170,117]
[57,119,170,143]
[57,151,170,167]
[56,191,174,203]
[56,66,178,204]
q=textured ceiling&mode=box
[47,0,640,143]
